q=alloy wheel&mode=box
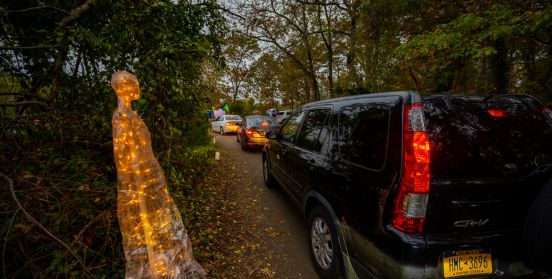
[311,217,333,270]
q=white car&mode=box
[275,110,291,123]
[211,115,242,134]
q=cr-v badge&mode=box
[454,219,490,228]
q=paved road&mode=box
[215,133,319,279]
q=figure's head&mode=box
[111,71,140,102]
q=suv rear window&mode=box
[424,96,552,179]
[248,117,278,126]
[337,104,390,170]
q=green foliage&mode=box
[397,3,552,98]
[230,98,257,116]
[0,0,225,277]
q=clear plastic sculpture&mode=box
[111,71,206,279]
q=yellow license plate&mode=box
[443,249,492,278]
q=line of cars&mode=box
[211,93,552,278]
[210,114,282,150]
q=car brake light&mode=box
[487,109,508,118]
[542,107,552,120]
[246,129,253,135]
[226,122,233,126]
[392,103,431,234]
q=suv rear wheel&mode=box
[308,206,342,278]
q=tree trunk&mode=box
[346,0,361,88]
[50,0,98,100]
[303,77,311,103]
[310,72,320,101]
[491,37,510,94]
[328,53,334,99]
[318,3,334,98]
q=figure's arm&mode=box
[113,116,133,176]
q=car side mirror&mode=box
[266,130,278,139]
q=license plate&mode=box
[443,249,492,278]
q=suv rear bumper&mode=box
[341,225,543,279]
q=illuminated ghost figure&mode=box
[111,71,206,279]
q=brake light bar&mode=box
[487,109,508,118]
[392,103,431,234]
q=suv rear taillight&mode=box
[543,106,552,120]
[392,103,431,234]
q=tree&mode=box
[250,53,281,109]
[241,0,322,101]
[223,30,260,102]
[397,2,552,99]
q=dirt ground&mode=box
[183,134,318,278]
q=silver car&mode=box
[211,115,242,134]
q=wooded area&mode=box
[217,0,552,114]
[1,0,551,278]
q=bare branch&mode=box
[251,33,310,74]
[2,208,20,279]
[269,0,306,36]
[218,6,247,21]
[0,93,48,102]
[294,0,347,11]
[8,5,70,15]
[0,45,59,50]
[58,0,98,27]
[72,209,111,246]
[0,101,48,107]
[1,173,95,279]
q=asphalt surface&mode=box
[215,133,319,279]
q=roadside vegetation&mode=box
[0,0,224,277]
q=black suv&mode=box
[261,91,552,279]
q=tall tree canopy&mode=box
[223,0,552,109]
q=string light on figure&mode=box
[111,71,206,278]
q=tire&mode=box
[262,155,276,188]
[241,136,247,151]
[308,206,342,279]
[219,127,224,135]
[523,179,552,273]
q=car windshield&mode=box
[249,117,278,126]
[225,115,241,121]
